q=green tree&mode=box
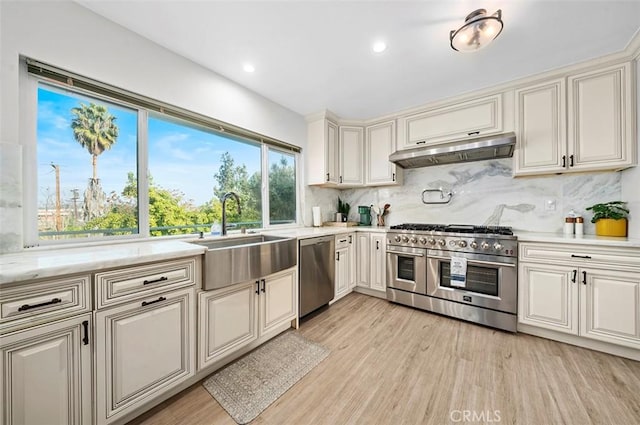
[268,157,295,223]
[213,152,261,227]
[70,103,119,180]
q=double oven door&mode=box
[426,250,517,314]
[386,245,427,294]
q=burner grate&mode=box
[390,223,513,236]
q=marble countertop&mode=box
[262,225,386,239]
[0,240,206,285]
[514,231,640,248]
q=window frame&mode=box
[21,61,300,248]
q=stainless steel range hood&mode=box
[389,132,516,169]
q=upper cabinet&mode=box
[339,126,364,185]
[397,94,504,150]
[365,120,402,186]
[514,62,637,176]
[307,114,400,187]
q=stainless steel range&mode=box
[386,223,518,332]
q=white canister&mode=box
[564,217,575,235]
[312,206,322,227]
[575,217,584,237]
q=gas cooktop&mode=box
[389,223,514,236]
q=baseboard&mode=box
[517,323,640,361]
[353,286,387,299]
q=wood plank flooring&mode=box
[128,293,640,425]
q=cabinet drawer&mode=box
[0,275,91,334]
[96,258,197,309]
[519,242,640,272]
[335,234,353,249]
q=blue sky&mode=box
[37,84,270,207]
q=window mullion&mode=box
[261,145,270,228]
[138,110,150,237]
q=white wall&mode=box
[0,1,306,253]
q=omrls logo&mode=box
[450,410,502,423]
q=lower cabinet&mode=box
[355,232,386,293]
[198,267,297,370]
[334,233,355,301]
[95,287,195,424]
[519,260,640,350]
[0,314,92,425]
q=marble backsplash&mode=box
[338,159,625,235]
[0,143,23,253]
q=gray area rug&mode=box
[202,331,330,424]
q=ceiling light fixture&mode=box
[372,41,387,53]
[243,63,255,73]
[449,9,503,52]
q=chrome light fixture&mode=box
[450,9,503,52]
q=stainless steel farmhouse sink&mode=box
[192,234,297,290]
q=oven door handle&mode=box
[429,255,516,268]
[387,250,425,257]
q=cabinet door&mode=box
[326,120,339,183]
[568,62,635,171]
[366,120,400,185]
[198,282,258,370]
[339,126,364,185]
[335,246,350,299]
[260,268,297,335]
[580,268,640,349]
[398,94,503,149]
[0,314,92,425]
[356,233,371,288]
[369,234,387,292]
[518,263,578,334]
[513,79,567,176]
[96,287,194,424]
[348,234,357,289]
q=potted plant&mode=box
[337,197,350,222]
[586,201,629,237]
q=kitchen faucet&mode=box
[221,192,242,236]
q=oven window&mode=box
[440,263,499,296]
[397,256,415,281]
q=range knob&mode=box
[410,237,418,244]
[458,240,468,248]
[470,241,478,249]
[419,237,428,245]
[438,239,446,247]
[394,235,402,242]
[428,238,436,245]
[494,242,503,251]
[481,242,490,250]
[402,236,409,243]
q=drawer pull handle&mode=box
[468,131,480,136]
[18,298,62,312]
[82,320,89,345]
[141,296,166,307]
[571,269,577,283]
[571,254,592,259]
[339,239,347,243]
[416,141,426,145]
[143,276,169,285]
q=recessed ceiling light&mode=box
[372,41,387,53]
[243,63,255,73]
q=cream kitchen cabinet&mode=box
[334,233,355,302]
[198,267,297,370]
[397,93,503,150]
[365,120,402,186]
[513,78,567,175]
[0,314,92,425]
[339,126,364,185]
[518,242,640,353]
[355,232,386,294]
[306,117,339,185]
[514,62,636,176]
[95,287,195,424]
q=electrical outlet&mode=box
[545,199,556,211]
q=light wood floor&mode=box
[128,293,640,425]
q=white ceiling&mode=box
[78,0,640,120]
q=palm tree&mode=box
[71,103,119,221]
[70,103,119,180]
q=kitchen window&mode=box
[23,59,299,246]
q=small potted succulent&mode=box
[586,201,629,237]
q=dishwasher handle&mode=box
[299,235,335,247]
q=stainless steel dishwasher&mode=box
[299,235,335,317]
